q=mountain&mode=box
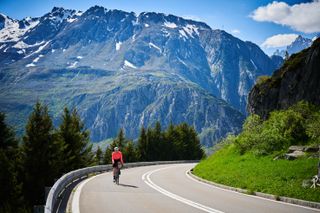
[248,38,320,119]
[273,35,314,58]
[0,6,279,146]
[270,55,284,69]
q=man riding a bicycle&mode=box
[112,146,124,183]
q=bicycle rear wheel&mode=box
[115,175,119,185]
[115,167,120,185]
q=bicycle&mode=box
[114,161,122,185]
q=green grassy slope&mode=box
[194,144,319,202]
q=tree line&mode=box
[0,102,204,212]
[0,102,94,212]
[98,122,205,165]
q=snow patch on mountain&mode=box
[149,42,161,52]
[67,18,77,23]
[68,61,78,68]
[116,41,122,51]
[183,24,199,37]
[24,40,51,58]
[250,59,257,70]
[13,40,45,49]
[26,63,36,67]
[164,22,177,29]
[179,29,188,39]
[33,54,44,63]
[124,60,137,69]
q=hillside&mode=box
[194,101,320,202]
[194,40,320,202]
[248,38,320,119]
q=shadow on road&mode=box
[118,183,139,188]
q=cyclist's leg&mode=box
[112,164,116,182]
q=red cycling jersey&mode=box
[112,151,124,164]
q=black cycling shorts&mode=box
[113,159,121,168]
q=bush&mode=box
[234,101,319,155]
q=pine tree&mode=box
[163,123,176,160]
[174,123,204,160]
[146,127,155,161]
[137,127,148,161]
[103,147,112,164]
[22,102,63,206]
[0,113,24,212]
[124,141,137,162]
[186,125,204,159]
[146,122,163,161]
[57,107,94,172]
[95,146,103,165]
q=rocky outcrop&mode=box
[273,145,319,160]
[248,38,320,119]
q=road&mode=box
[72,163,319,213]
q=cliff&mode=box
[248,38,320,118]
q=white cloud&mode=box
[231,29,240,34]
[250,0,320,33]
[262,33,299,48]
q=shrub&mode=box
[234,101,319,155]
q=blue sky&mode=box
[0,0,319,55]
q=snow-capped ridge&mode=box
[272,35,313,58]
[0,14,40,42]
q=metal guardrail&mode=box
[44,160,198,213]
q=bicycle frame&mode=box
[114,162,121,185]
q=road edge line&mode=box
[186,169,320,211]
[143,165,224,213]
[71,175,99,213]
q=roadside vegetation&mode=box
[0,101,203,212]
[194,101,320,202]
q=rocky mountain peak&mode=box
[273,35,313,58]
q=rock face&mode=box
[248,38,320,119]
[0,6,279,145]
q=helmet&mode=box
[114,147,119,151]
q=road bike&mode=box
[114,162,122,185]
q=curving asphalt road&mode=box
[72,163,319,213]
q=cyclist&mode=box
[112,146,124,182]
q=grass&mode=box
[193,144,320,202]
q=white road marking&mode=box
[142,166,224,213]
[185,169,320,212]
[72,175,99,213]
